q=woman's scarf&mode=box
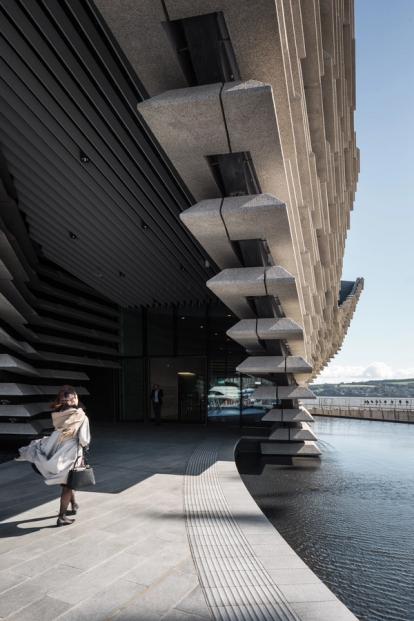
[52,407,86,443]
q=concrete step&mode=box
[261,440,321,456]
[262,407,314,422]
[268,422,317,441]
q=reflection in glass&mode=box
[207,375,275,424]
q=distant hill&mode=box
[310,378,414,397]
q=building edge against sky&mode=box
[0,0,362,452]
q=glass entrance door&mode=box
[177,372,205,422]
[150,357,206,423]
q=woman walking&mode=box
[16,386,90,527]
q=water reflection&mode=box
[238,417,414,621]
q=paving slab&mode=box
[0,424,358,620]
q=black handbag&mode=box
[67,444,95,490]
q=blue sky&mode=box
[317,0,414,383]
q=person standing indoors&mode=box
[16,386,90,527]
[150,384,163,425]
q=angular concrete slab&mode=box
[207,267,265,319]
[237,356,313,376]
[262,408,314,423]
[138,80,286,205]
[256,318,304,340]
[179,199,241,269]
[0,327,37,357]
[0,384,89,397]
[0,403,50,418]
[207,266,299,321]
[268,422,317,441]
[36,369,90,380]
[0,354,39,376]
[138,83,226,200]
[222,193,291,255]
[225,319,264,354]
[0,420,49,435]
[261,441,322,456]
[37,351,120,369]
[227,317,306,358]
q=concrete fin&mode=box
[261,441,321,456]
[237,356,313,375]
[256,317,304,339]
[0,383,89,396]
[0,403,50,418]
[0,354,39,377]
[268,422,317,440]
[262,407,314,422]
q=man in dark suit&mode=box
[150,384,163,425]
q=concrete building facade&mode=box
[0,0,362,453]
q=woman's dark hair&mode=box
[50,385,78,410]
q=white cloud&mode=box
[361,362,393,379]
[314,361,414,384]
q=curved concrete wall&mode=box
[105,0,365,456]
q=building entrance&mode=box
[150,357,206,423]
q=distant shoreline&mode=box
[311,377,414,399]
[309,406,414,424]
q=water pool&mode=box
[239,417,414,621]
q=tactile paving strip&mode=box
[184,445,300,621]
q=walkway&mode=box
[0,425,357,620]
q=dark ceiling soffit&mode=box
[0,0,211,251]
[0,0,218,305]
[0,86,206,299]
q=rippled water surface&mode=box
[239,417,414,621]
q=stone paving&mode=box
[0,424,357,620]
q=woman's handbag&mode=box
[67,444,95,489]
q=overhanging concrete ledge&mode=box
[0,425,357,620]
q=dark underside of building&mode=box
[0,0,264,434]
[0,0,362,452]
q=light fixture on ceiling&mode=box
[79,151,90,163]
[227,314,232,318]
[180,316,186,320]
[69,231,78,240]
[178,371,196,376]
[200,324,204,329]
[204,259,210,268]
